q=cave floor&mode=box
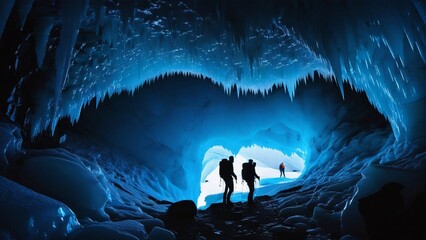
[156,195,330,240]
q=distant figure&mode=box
[242,159,260,205]
[279,162,285,177]
[219,156,237,206]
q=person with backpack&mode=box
[242,159,260,205]
[219,156,237,206]
[279,162,285,177]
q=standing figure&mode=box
[219,156,237,206]
[242,159,260,205]
[279,162,285,177]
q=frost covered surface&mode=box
[0,116,24,173]
[14,150,110,221]
[0,175,80,239]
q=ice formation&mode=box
[0,0,425,239]
[0,0,422,141]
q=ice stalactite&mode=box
[34,17,53,68]
[53,0,88,126]
[17,0,35,29]
[0,0,15,38]
[0,0,424,143]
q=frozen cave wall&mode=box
[0,0,425,239]
[72,75,392,206]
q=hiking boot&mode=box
[227,201,234,206]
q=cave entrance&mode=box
[197,145,305,209]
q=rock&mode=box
[105,204,151,221]
[313,206,341,235]
[95,220,148,240]
[284,215,313,226]
[147,226,176,240]
[270,224,307,239]
[270,224,294,234]
[67,225,140,240]
[166,200,197,220]
[279,205,309,218]
[241,216,260,228]
[165,200,197,232]
[340,235,359,240]
[138,218,165,234]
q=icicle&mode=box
[415,41,426,64]
[330,56,345,99]
[412,0,426,25]
[0,0,16,39]
[17,0,35,29]
[92,0,106,35]
[54,0,89,110]
[34,17,53,68]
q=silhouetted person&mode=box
[243,159,260,205]
[279,162,285,177]
[219,156,237,206]
[358,182,405,239]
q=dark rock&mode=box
[166,200,197,220]
[164,200,198,236]
[358,182,405,239]
[270,224,308,239]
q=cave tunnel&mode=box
[0,0,425,239]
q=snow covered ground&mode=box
[198,153,303,208]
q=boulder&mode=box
[166,200,197,220]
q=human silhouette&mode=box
[220,156,237,206]
[243,159,260,205]
[279,162,285,177]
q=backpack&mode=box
[242,162,250,180]
[219,159,228,178]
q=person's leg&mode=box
[223,178,229,204]
[247,181,254,204]
[227,179,234,204]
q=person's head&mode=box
[253,162,257,167]
[248,159,253,164]
[229,156,234,163]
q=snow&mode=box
[198,148,303,208]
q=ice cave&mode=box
[0,0,425,239]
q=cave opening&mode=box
[198,145,305,208]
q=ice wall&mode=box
[0,0,424,142]
[73,75,390,204]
